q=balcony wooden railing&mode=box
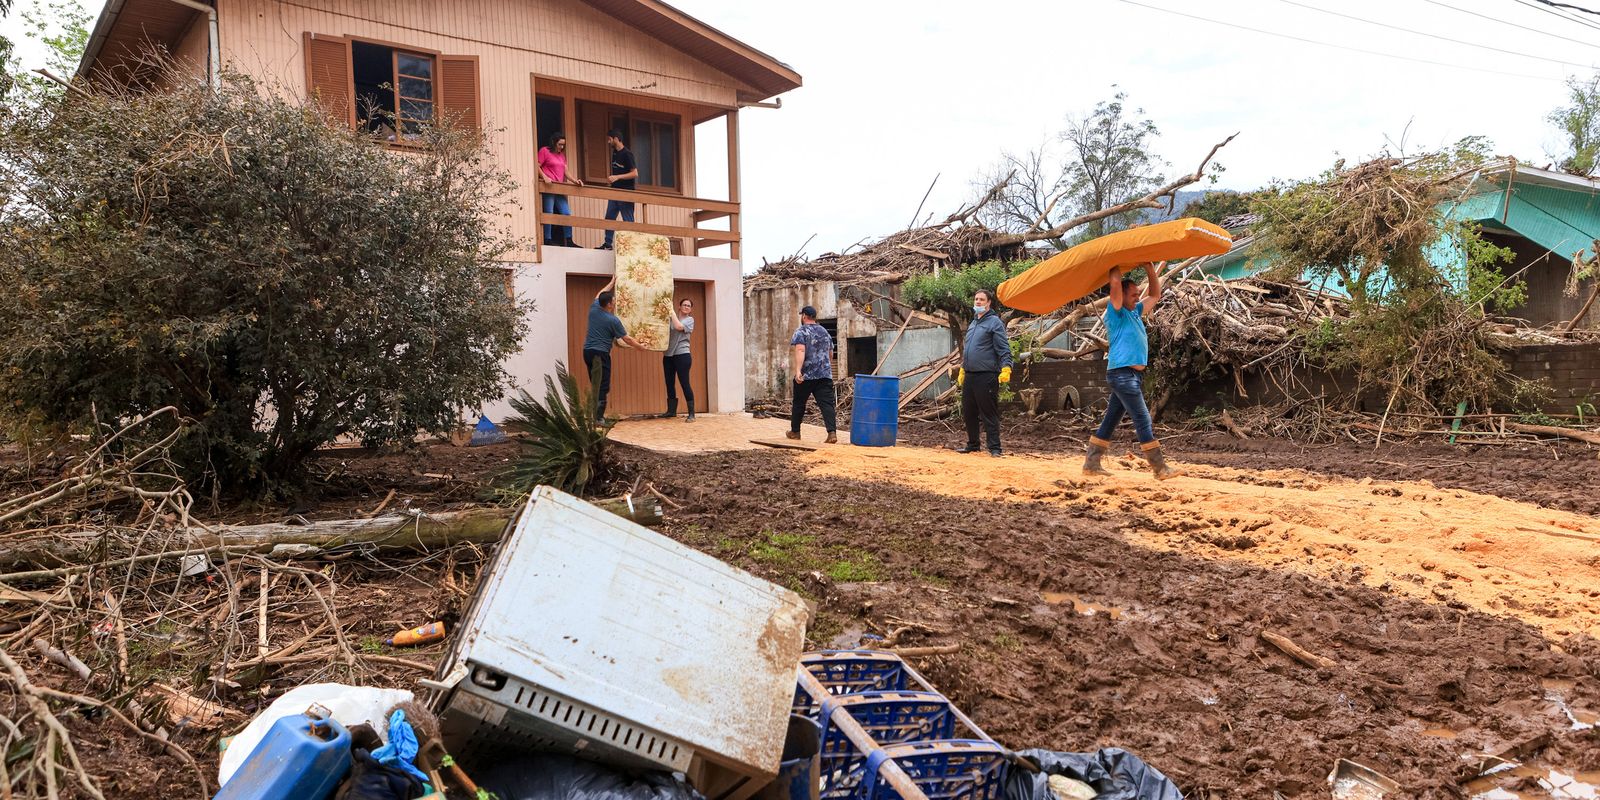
[535,180,740,259]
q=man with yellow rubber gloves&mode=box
[953,288,1012,457]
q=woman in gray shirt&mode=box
[659,297,696,421]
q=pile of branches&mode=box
[745,133,1237,293]
[0,414,502,798]
[746,225,1014,291]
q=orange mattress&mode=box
[996,217,1233,314]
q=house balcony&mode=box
[534,180,740,261]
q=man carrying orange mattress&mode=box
[1082,262,1180,480]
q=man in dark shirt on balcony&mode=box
[598,129,639,250]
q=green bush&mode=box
[0,72,527,493]
[501,362,611,496]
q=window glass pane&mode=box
[399,76,432,101]
[397,53,432,79]
[401,119,425,138]
[656,122,677,188]
[633,119,654,186]
[401,99,434,121]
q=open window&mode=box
[353,41,435,141]
[303,33,480,138]
[577,100,680,192]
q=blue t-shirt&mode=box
[1105,302,1147,370]
[790,323,834,381]
[583,299,628,353]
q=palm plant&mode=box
[501,361,611,496]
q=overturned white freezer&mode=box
[430,486,810,800]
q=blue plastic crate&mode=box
[816,691,967,798]
[793,651,933,718]
[861,740,1010,800]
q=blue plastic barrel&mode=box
[850,375,900,447]
[757,715,821,800]
[214,708,351,800]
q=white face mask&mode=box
[973,304,985,315]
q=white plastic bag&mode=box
[217,683,415,785]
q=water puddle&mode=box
[1465,765,1600,799]
[1041,592,1123,620]
[1544,686,1597,731]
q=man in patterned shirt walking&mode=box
[787,305,838,444]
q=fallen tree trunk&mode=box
[1505,422,1600,447]
[0,496,662,574]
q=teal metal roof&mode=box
[1204,165,1600,284]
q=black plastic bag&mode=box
[335,748,427,800]
[475,753,706,800]
[1003,748,1183,800]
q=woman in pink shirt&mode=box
[538,132,582,247]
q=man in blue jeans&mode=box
[582,278,643,418]
[597,129,638,250]
[1083,262,1180,480]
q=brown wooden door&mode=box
[566,276,709,416]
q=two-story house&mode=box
[77,0,801,417]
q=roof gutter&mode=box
[76,0,129,79]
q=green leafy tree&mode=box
[1062,90,1167,239]
[2,0,91,99]
[0,0,16,97]
[900,261,1026,340]
[1251,139,1518,410]
[0,72,530,494]
[1548,73,1600,177]
[971,89,1169,248]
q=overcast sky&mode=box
[7,0,1598,268]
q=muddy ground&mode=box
[6,429,1599,799]
[897,412,1600,517]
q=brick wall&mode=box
[1012,359,1110,411]
[1505,342,1600,408]
[1009,341,1600,417]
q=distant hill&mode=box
[1133,189,1210,224]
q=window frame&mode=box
[582,102,683,194]
[350,37,441,146]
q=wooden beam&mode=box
[693,209,733,222]
[727,110,741,261]
[541,213,739,242]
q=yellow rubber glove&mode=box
[957,368,965,387]
[999,366,1012,384]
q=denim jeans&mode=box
[1095,366,1155,443]
[541,193,571,243]
[602,199,636,247]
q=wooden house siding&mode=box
[217,0,745,260]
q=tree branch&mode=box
[984,133,1238,248]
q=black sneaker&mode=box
[951,444,981,453]
[989,450,1004,458]
[595,243,613,250]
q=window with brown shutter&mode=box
[437,56,481,131]
[304,33,354,126]
[303,33,480,141]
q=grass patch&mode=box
[359,635,385,655]
[750,530,813,566]
[990,632,1022,651]
[825,553,885,583]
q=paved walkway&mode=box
[608,413,850,454]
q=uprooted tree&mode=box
[0,71,529,494]
[1248,139,1522,413]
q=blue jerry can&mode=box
[214,707,352,800]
